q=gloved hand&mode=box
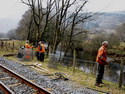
[106,60,109,64]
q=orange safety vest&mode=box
[25,43,32,49]
[36,45,40,52]
[40,44,45,53]
[96,45,107,65]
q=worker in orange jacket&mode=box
[25,40,33,59]
[25,40,32,49]
[36,42,42,61]
[95,41,109,87]
[40,41,45,62]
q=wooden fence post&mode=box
[48,45,51,62]
[49,45,51,55]
[73,50,76,73]
[93,63,97,74]
[119,57,124,87]
[8,42,10,51]
[2,41,4,49]
[5,41,8,51]
[12,41,14,53]
[32,47,33,60]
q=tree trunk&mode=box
[37,24,40,41]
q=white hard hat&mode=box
[26,40,29,43]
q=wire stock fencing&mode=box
[0,40,20,53]
[1,41,125,87]
[48,52,125,87]
[0,40,34,61]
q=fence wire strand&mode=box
[48,53,125,87]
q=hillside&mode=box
[0,18,17,34]
[84,11,125,33]
[0,11,125,35]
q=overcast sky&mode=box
[86,0,125,12]
[0,0,125,33]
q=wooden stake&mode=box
[73,50,76,73]
[119,57,124,87]
[12,41,14,53]
[49,45,51,55]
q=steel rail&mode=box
[0,81,14,94]
[0,64,52,94]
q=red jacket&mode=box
[96,45,108,65]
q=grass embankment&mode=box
[0,40,125,94]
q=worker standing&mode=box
[36,42,42,61]
[40,41,45,62]
[95,41,109,87]
[25,40,32,49]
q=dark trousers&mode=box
[40,53,45,62]
[96,64,104,83]
[36,51,40,61]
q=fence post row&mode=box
[0,40,125,87]
[0,40,15,53]
[119,57,124,87]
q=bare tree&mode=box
[40,0,56,40]
[20,0,97,55]
[51,0,77,53]
[21,0,55,42]
[16,9,36,42]
[61,0,94,61]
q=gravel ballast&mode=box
[0,56,99,94]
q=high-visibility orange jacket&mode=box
[36,45,40,52]
[40,44,45,53]
[25,43,32,49]
[36,44,42,52]
[96,45,107,65]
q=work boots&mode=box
[95,82,102,87]
[100,81,104,84]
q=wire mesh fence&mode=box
[0,40,34,61]
[16,48,34,61]
[0,40,125,87]
[0,40,20,52]
[48,53,125,86]
[48,53,59,69]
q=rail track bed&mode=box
[0,81,14,94]
[0,64,51,94]
[0,56,99,94]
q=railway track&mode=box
[0,64,52,94]
[0,81,14,94]
[0,57,100,94]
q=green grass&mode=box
[2,55,124,94]
[0,41,125,94]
